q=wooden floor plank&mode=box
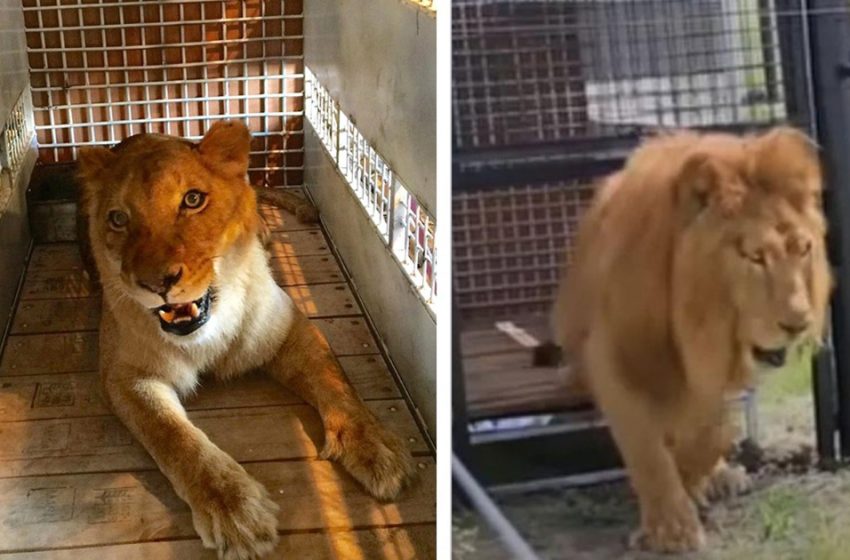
[28,244,83,272]
[259,202,322,233]
[20,269,94,300]
[315,318,379,355]
[0,356,401,422]
[1,525,436,559]
[0,459,435,551]
[284,283,360,317]
[270,254,347,286]
[0,400,427,478]
[267,230,331,258]
[10,298,101,334]
[0,332,99,376]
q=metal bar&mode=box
[806,0,850,459]
[452,454,542,560]
[453,295,472,458]
[813,343,838,466]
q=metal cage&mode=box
[21,0,304,188]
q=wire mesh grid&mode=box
[305,67,438,311]
[21,0,304,187]
[452,0,802,151]
[453,181,594,321]
[1,88,34,174]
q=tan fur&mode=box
[552,127,832,553]
[77,121,416,560]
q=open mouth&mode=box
[752,346,787,368]
[154,289,213,336]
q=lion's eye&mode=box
[182,190,207,210]
[747,250,767,266]
[107,210,129,230]
[801,240,812,257]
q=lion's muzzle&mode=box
[155,289,213,336]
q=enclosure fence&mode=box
[305,67,437,311]
[452,0,811,322]
[21,0,304,187]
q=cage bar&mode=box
[21,0,304,188]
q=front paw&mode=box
[321,413,417,501]
[704,461,751,502]
[630,497,706,553]
[188,459,280,560]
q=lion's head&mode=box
[77,121,260,336]
[672,127,832,375]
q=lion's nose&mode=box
[779,320,810,337]
[137,265,184,295]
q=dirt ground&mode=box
[453,349,850,560]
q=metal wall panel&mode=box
[304,0,436,214]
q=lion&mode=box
[76,121,416,560]
[551,127,832,553]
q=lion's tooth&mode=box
[158,308,175,323]
[190,302,200,318]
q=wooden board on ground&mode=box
[267,230,331,258]
[461,318,592,420]
[0,400,427,477]
[10,298,101,334]
[0,355,401,422]
[259,200,321,233]
[1,525,436,559]
[271,254,347,285]
[28,243,84,271]
[0,459,435,551]
[20,269,94,300]
[284,283,359,317]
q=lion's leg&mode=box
[104,373,279,560]
[263,310,416,501]
[673,421,751,507]
[585,330,705,553]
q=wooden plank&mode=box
[267,230,331,258]
[0,332,99,376]
[0,318,379,376]
[0,400,427,477]
[271,254,347,286]
[315,318,379,355]
[0,459,436,551]
[259,202,321,233]
[0,357,400,422]
[284,283,359,317]
[10,298,101,334]
[28,243,84,272]
[20,269,95,300]
[463,351,590,419]
[1,525,436,559]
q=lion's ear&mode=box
[77,146,115,184]
[751,126,822,205]
[77,146,116,210]
[676,153,745,222]
[198,120,251,178]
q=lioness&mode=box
[77,121,416,560]
[552,127,832,552]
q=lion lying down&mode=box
[77,121,415,560]
[552,127,832,553]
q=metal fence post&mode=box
[806,0,850,459]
